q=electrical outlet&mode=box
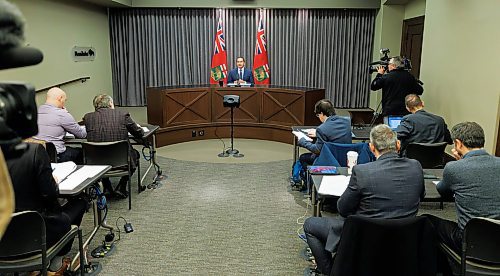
[198,130,204,136]
[191,130,196,137]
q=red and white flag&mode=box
[210,15,228,84]
[253,14,270,85]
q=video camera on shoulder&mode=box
[368,48,413,74]
[0,0,43,152]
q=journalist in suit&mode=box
[296,99,352,169]
[423,122,500,274]
[227,56,254,85]
[83,94,145,198]
[303,124,425,275]
[396,94,452,156]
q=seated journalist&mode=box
[424,122,500,274]
[5,142,87,273]
[296,99,352,170]
[35,87,87,163]
[396,94,452,156]
[83,94,145,199]
[303,124,424,275]
[227,56,254,85]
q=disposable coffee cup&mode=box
[347,151,359,174]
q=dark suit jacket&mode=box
[5,143,70,248]
[83,108,144,166]
[322,152,424,252]
[297,115,352,155]
[396,109,452,155]
[338,152,425,218]
[370,69,423,116]
[227,67,254,84]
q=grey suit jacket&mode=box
[437,149,500,231]
[324,152,425,252]
[298,115,352,155]
[396,109,452,155]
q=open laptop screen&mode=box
[387,116,403,130]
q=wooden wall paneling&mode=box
[164,88,211,126]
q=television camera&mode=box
[369,48,413,74]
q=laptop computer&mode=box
[387,115,403,130]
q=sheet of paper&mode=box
[128,127,149,136]
[58,165,108,192]
[292,131,313,142]
[318,175,351,196]
[51,161,77,183]
[58,177,83,191]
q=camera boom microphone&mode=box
[0,0,43,69]
[0,46,43,70]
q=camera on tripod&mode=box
[368,48,413,74]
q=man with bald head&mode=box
[35,87,86,163]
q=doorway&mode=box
[401,16,424,79]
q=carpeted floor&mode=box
[81,155,312,275]
[77,140,457,275]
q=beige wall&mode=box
[0,0,112,121]
[419,0,500,153]
[404,0,425,19]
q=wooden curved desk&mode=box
[146,85,325,147]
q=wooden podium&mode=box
[147,85,325,147]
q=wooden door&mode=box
[401,16,424,79]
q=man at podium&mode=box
[227,57,254,85]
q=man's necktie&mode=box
[239,69,243,79]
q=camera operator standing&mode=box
[370,56,423,118]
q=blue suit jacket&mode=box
[297,115,352,155]
[227,67,254,84]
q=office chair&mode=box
[439,217,500,276]
[313,142,375,167]
[406,142,448,169]
[331,215,437,276]
[23,138,58,163]
[0,211,84,276]
[82,140,140,210]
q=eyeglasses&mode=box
[315,113,320,117]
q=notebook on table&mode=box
[308,166,339,175]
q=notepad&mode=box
[318,175,351,196]
[292,131,313,141]
[51,161,77,183]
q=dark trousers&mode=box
[102,175,131,193]
[423,214,462,275]
[57,146,83,164]
[299,152,316,170]
[45,198,87,255]
[303,216,344,275]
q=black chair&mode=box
[331,215,437,276]
[0,211,84,276]
[439,217,500,276]
[82,140,140,210]
[406,142,448,169]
